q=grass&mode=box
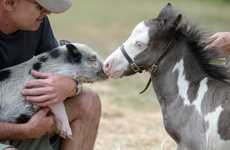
[49,0,230,149]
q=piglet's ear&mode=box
[66,44,81,57]
[66,44,82,63]
[66,44,79,53]
[66,44,77,51]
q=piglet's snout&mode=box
[97,62,108,80]
[97,69,108,80]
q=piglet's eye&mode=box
[135,41,146,49]
[88,55,97,61]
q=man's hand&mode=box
[206,32,230,55]
[23,108,55,139]
[21,70,76,107]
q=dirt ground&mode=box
[95,103,176,150]
[86,82,177,150]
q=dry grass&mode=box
[96,103,177,150]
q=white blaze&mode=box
[103,21,150,78]
[123,21,150,59]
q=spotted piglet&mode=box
[0,43,107,138]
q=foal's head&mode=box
[103,3,182,78]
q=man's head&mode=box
[35,0,72,13]
[0,0,71,33]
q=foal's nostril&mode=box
[103,62,111,73]
[105,63,109,69]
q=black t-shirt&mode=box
[0,17,58,70]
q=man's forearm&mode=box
[0,122,28,140]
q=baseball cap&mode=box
[35,0,72,13]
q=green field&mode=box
[50,0,230,149]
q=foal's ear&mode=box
[158,3,182,29]
[158,3,175,20]
[173,14,182,28]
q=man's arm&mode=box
[0,122,27,140]
[0,109,54,140]
[207,32,230,55]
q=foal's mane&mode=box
[174,22,229,81]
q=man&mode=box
[0,0,101,150]
[207,32,230,55]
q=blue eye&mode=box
[135,41,145,49]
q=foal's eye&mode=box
[135,41,146,49]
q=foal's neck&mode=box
[152,40,207,105]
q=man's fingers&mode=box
[36,109,55,127]
[35,108,50,116]
[209,33,219,40]
[5,148,18,150]
[25,94,56,103]
[24,79,48,88]
[45,116,55,133]
[22,87,54,96]
[31,70,50,79]
[206,42,218,50]
[34,99,58,107]
[25,71,52,88]
[205,37,223,50]
[47,116,55,126]
[205,36,217,45]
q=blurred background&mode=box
[50,0,230,149]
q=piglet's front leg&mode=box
[49,103,72,139]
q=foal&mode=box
[104,3,230,150]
